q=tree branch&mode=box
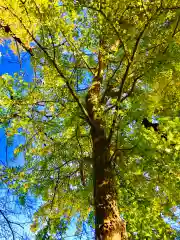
[101,54,125,103]
[108,22,149,143]
[161,6,180,11]
[0,23,33,56]
[2,6,94,128]
[50,170,60,211]
[120,74,143,102]
[80,4,129,61]
[0,210,15,240]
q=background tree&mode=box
[0,0,180,239]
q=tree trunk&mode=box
[86,78,128,239]
[91,126,127,240]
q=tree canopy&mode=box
[0,0,180,239]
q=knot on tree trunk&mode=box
[97,219,128,240]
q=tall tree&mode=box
[0,0,180,239]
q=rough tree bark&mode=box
[92,129,127,240]
[86,79,128,239]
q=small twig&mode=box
[47,26,56,61]
[109,146,135,163]
[120,74,143,102]
[50,169,60,211]
[14,40,22,69]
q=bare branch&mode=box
[0,210,15,240]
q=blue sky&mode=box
[0,41,33,167]
[0,41,93,240]
[0,41,35,239]
[0,41,33,81]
